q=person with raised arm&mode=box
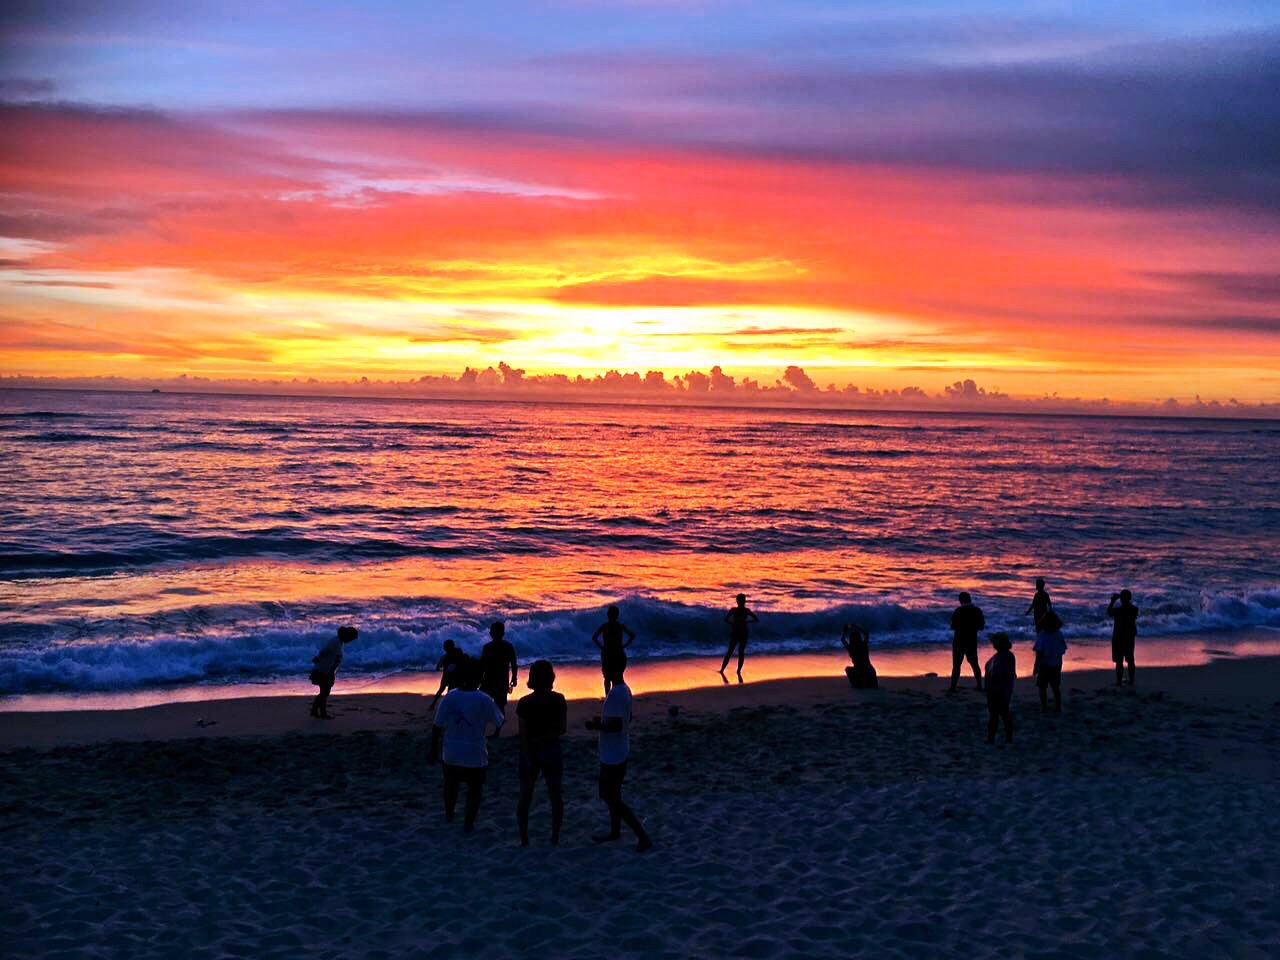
[427,661,504,833]
[586,660,652,852]
[515,659,567,846]
[592,605,635,696]
[948,592,985,692]
[1107,589,1139,686]
[840,623,878,689]
[720,593,759,681]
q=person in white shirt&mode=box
[1032,624,1068,713]
[427,662,504,833]
[309,625,357,719]
[585,662,652,852]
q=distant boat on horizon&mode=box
[151,388,161,393]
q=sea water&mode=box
[2,388,1278,695]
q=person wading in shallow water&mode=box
[515,659,567,847]
[479,621,518,736]
[1107,589,1139,686]
[309,625,357,719]
[1026,578,1053,633]
[428,662,504,834]
[720,593,759,681]
[948,592,985,692]
[586,660,652,852]
[430,638,468,709]
[592,605,635,697]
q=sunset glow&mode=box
[2,3,1278,403]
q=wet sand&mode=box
[4,655,1279,959]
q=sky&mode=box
[1,1,1278,404]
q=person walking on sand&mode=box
[430,638,467,709]
[427,662,504,833]
[515,660,567,847]
[1032,619,1067,713]
[1026,578,1053,632]
[949,592,985,692]
[586,661,652,852]
[720,593,759,680]
[983,632,1016,744]
[1107,589,1139,686]
[309,625,357,719]
[841,623,878,689]
[592,605,635,696]
[479,621,518,734]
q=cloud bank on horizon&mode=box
[1,1,1278,404]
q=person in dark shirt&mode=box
[720,593,759,680]
[948,592,986,692]
[592,605,635,696]
[1107,589,1139,686]
[430,639,467,709]
[515,659,567,846]
[840,623,877,689]
[479,621,518,735]
[1026,578,1053,633]
[983,632,1016,744]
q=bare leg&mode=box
[517,778,534,846]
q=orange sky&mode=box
[2,104,1278,402]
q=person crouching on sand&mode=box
[309,625,357,719]
[840,623,877,689]
[983,632,1016,744]
[427,662,504,833]
[586,661,652,852]
[720,593,759,681]
[516,659,567,847]
[1032,619,1067,713]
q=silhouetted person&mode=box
[515,659,567,847]
[1026,578,1053,632]
[309,625,357,718]
[479,621,518,734]
[430,639,467,709]
[840,623,877,688]
[1107,589,1139,686]
[1032,620,1067,713]
[427,662,504,833]
[720,593,758,680]
[586,661,652,852]
[949,592,985,692]
[592,605,635,696]
[984,633,1016,744]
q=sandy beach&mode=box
[4,653,1278,959]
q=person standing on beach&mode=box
[948,592,985,692]
[983,632,1016,744]
[479,621,518,735]
[1032,621,1067,712]
[515,659,567,847]
[1026,578,1053,632]
[1107,590,1139,686]
[428,662,504,833]
[586,661,652,852]
[592,605,635,696]
[430,639,467,709]
[720,593,759,680]
[309,625,357,719]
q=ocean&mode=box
[2,388,1278,697]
